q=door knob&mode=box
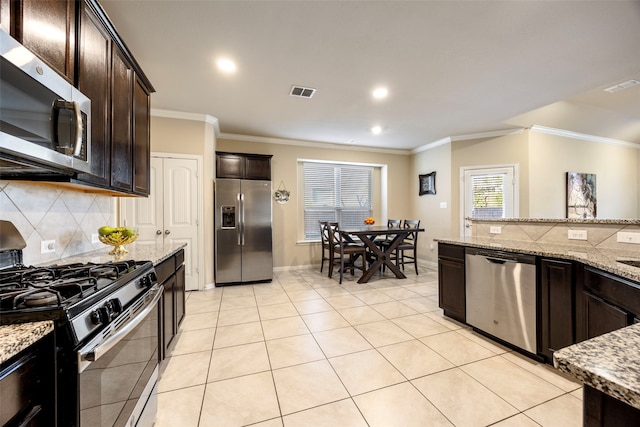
[156,230,162,235]
[164,230,171,235]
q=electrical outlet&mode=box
[91,233,100,244]
[41,240,56,253]
[617,231,640,244]
[568,230,588,240]
[490,226,502,234]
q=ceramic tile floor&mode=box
[154,266,583,427]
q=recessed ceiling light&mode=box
[216,58,237,73]
[372,87,388,99]
[371,125,382,135]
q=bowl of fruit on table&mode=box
[98,226,138,255]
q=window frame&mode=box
[298,159,387,242]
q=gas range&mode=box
[0,220,162,426]
[0,258,157,343]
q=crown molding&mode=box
[218,132,412,155]
[150,109,220,135]
[529,125,638,148]
[412,128,525,154]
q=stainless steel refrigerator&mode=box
[214,179,273,285]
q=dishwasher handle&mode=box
[484,256,511,264]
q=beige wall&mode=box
[217,138,411,268]
[410,143,452,265]
[528,131,639,219]
[449,131,531,234]
[147,115,217,287]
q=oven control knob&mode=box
[90,307,109,325]
[107,298,123,315]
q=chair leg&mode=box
[414,249,419,275]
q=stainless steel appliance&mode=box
[0,28,91,177]
[0,222,160,427]
[465,247,537,354]
[215,178,273,285]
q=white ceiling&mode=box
[100,0,640,150]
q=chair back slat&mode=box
[403,219,420,243]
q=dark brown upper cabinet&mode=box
[216,152,272,180]
[13,0,76,83]
[4,0,154,196]
[76,0,111,187]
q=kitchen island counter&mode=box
[435,236,640,285]
[554,323,640,410]
[0,321,53,364]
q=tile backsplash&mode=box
[471,219,640,251]
[0,181,116,265]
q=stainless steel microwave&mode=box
[0,28,91,177]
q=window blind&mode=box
[303,162,373,239]
[471,173,505,218]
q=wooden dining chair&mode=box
[327,222,367,284]
[395,219,420,275]
[319,221,332,274]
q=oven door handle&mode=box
[79,284,162,367]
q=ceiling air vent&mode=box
[604,79,640,93]
[290,86,316,98]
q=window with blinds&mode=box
[303,161,373,239]
[471,173,506,218]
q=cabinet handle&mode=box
[164,230,171,235]
[156,230,162,235]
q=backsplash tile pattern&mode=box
[0,181,116,265]
[472,219,640,251]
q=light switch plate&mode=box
[568,230,588,240]
[490,226,502,234]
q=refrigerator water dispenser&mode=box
[221,206,236,229]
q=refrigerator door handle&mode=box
[239,192,245,246]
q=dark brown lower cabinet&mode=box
[582,292,632,340]
[584,385,640,426]
[578,267,639,341]
[157,249,186,360]
[438,243,466,323]
[0,333,54,427]
[539,258,575,361]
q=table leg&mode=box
[357,234,407,283]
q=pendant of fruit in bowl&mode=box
[98,226,138,256]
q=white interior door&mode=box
[121,155,201,290]
[163,157,199,291]
[461,165,518,237]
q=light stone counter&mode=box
[435,236,640,284]
[0,321,53,364]
[36,241,187,267]
[554,323,640,410]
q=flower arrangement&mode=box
[364,217,375,225]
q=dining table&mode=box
[341,225,424,284]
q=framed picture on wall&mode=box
[419,171,436,195]
[566,172,597,218]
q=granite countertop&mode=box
[0,321,54,364]
[435,236,640,283]
[554,323,640,410]
[39,241,187,267]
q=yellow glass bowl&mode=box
[98,232,138,256]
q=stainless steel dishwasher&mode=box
[465,247,537,354]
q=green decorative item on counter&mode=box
[98,226,138,255]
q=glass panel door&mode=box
[462,166,517,237]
